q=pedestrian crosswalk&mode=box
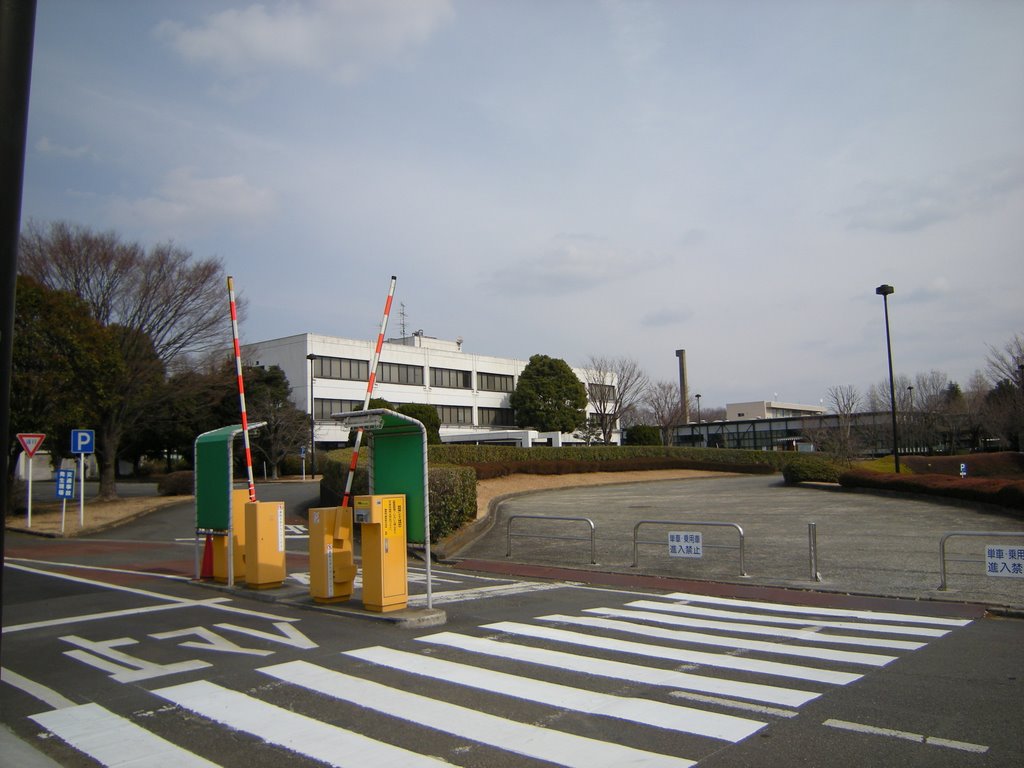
[24,591,973,767]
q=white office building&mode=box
[243,332,617,450]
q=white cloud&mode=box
[108,167,275,236]
[36,136,94,159]
[156,0,454,84]
[842,159,1024,233]
[482,235,669,296]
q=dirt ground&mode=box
[5,469,724,537]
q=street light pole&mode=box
[695,393,702,447]
[907,385,914,455]
[876,284,900,473]
[306,353,316,479]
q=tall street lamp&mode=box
[695,393,702,447]
[907,385,914,456]
[306,353,316,479]
[876,284,900,472]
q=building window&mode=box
[436,405,473,425]
[314,356,368,382]
[588,383,616,402]
[479,407,515,427]
[478,372,514,392]
[430,367,472,389]
[378,362,424,386]
[314,398,363,420]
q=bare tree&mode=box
[986,332,1024,386]
[581,355,649,444]
[19,221,233,498]
[644,380,684,446]
[822,384,861,461]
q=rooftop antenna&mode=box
[399,302,407,338]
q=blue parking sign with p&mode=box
[71,429,95,454]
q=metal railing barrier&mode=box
[632,520,747,576]
[938,530,1024,590]
[506,515,597,564]
[808,522,821,582]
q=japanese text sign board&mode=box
[669,531,703,558]
[17,433,45,457]
[986,545,1024,578]
[56,469,75,499]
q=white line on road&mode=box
[538,614,897,666]
[0,667,75,709]
[260,660,697,768]
[668,691,800,719]
[418,631,820,707]
[483,621,862,685]
[595,605,926,650]
[153,680,446,768]
[663,592,973,627]
[823,718,989,753]
[345,645,765,742]
[31,702,221,767]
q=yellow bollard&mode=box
[308,506,357,603]
[244,501,286,589]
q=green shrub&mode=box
[157,471,194,496]
[428,465,477,542]
[781,455,844,484]
[623,425,662,445]
[318,452,477,542]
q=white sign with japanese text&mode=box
[668,531,703,558]
[985,545,1024,578]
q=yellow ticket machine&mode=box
[354,494,408,612]
[212,489,249,583]
[308,506,357,603]
[244,500,286,589]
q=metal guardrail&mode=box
[631,520,747,576]
[938,530,1024,590]
[506,515,596,564]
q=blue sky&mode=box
[22,0,1024,408]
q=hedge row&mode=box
[470,457,775,480]
[839,470,1024,513]
[318,456,477,544]
[429,444,787,470]
[780,454,845,484]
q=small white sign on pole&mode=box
[986,545,1024,578]
[669,531,703,558]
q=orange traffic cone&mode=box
[200,534,214,579]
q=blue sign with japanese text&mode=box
[56,469,75,499]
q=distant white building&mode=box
[242,332,618,450]
[725,400,826,421]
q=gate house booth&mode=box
[332,409,434,610]
[194,422,265,587]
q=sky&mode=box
[21,0,1024,410]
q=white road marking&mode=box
[154,680,448,767]
[407,580,563,606]
[669,691,800,719]
[663,592,972,627]
[31,702,221,767]
[635,599,953,637]
[590,606,926,650]
[0,667,75,709]
[345,645,765,742]
[483,621,862,685]
[540,614,897,666]
[260,659,697,768]
[418,631,821,707]
[823,718,989,753]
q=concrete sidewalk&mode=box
[448,474,1024,614]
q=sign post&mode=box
[16,433,45,527]
[56,467,75,533]
[71,429,95,528]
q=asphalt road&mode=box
[3,474,1023,767]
